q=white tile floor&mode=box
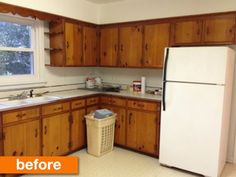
[23,147,236,177]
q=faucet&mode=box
[29,89,34,98]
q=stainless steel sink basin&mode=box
[0,96,61,108]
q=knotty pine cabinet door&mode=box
[65,22,83,66]
[3,120,40,156]
[203,14,236,44]
[42,113,70,156]
[126,110,159,155]
[103,105,126,146]
[119,25,143,67]
[100,27,118,66]
[71,108,86,151]
[83,26,98,66]
[171,20,203,45]
[143,23,170,68]
[136,111,158,155]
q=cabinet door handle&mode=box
[35,128,38,138]
[44,126,47,135]
[121,115,124,123]
[12,151,17,156]
[20,152,24,156]
[129,113,132,125]
[66,41,69,48]
[145,43,148,50]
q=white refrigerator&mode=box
[159,46,235,177]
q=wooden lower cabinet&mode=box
[3,120,40,156]
[127,110,159,155]
[103,105,126,146]
[42,113,70,156]
[71,108,86,151]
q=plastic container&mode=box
[85,113,116,157]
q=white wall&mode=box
[98,0,236,24]
[0,0,99,23]
[98,67,162,88]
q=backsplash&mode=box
[97,67,163,89]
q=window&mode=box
[0,14,45,88]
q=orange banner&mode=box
[0,156,79,174]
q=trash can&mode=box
[85,112,116,157]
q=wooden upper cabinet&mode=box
[203,14,236,43]
[143,23,170,68]
[171,20,203,45]
[83,26,98,66]
[65,22,83,66]
[100,27,118,66]
[119,25,143,67]
[49,20,65,66]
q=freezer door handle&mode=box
[162,48,170,111]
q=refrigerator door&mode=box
[166,47,230,84]
[160,82,225,177]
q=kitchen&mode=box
[0,0,236,177]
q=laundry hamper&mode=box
[85,113,116,157]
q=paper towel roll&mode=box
[141,76,146,94]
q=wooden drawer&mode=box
[111,97,126,107]
[71,99,85,109]
[2,107,40,124]
[101,96,126,107]
[42,102,70,116]
[100,96,112,104]
[86,97,99,106]
[127,100,160,111]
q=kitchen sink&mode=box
[0,96,61,107]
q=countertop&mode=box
[0,89,162,112]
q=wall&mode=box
[0,0,99,23]
[98,67,162,89]
[98,0,236,24]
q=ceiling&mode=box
[85,0,125,4]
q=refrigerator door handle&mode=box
[162,48,170,111]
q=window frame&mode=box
[0,13,45,89]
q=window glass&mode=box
[0,21,32,48]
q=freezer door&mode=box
[165,47,232,84]
[160,82,225,177]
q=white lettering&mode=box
[16,159,24,170]
[16,159,62,171]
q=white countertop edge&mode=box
[0,89,162,112]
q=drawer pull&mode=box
[75,102,82,106]
[16,114,22,118]
[20,152,24,156]
[54,107,62,111]
[137,104,144,108]
[21,113,26,117]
